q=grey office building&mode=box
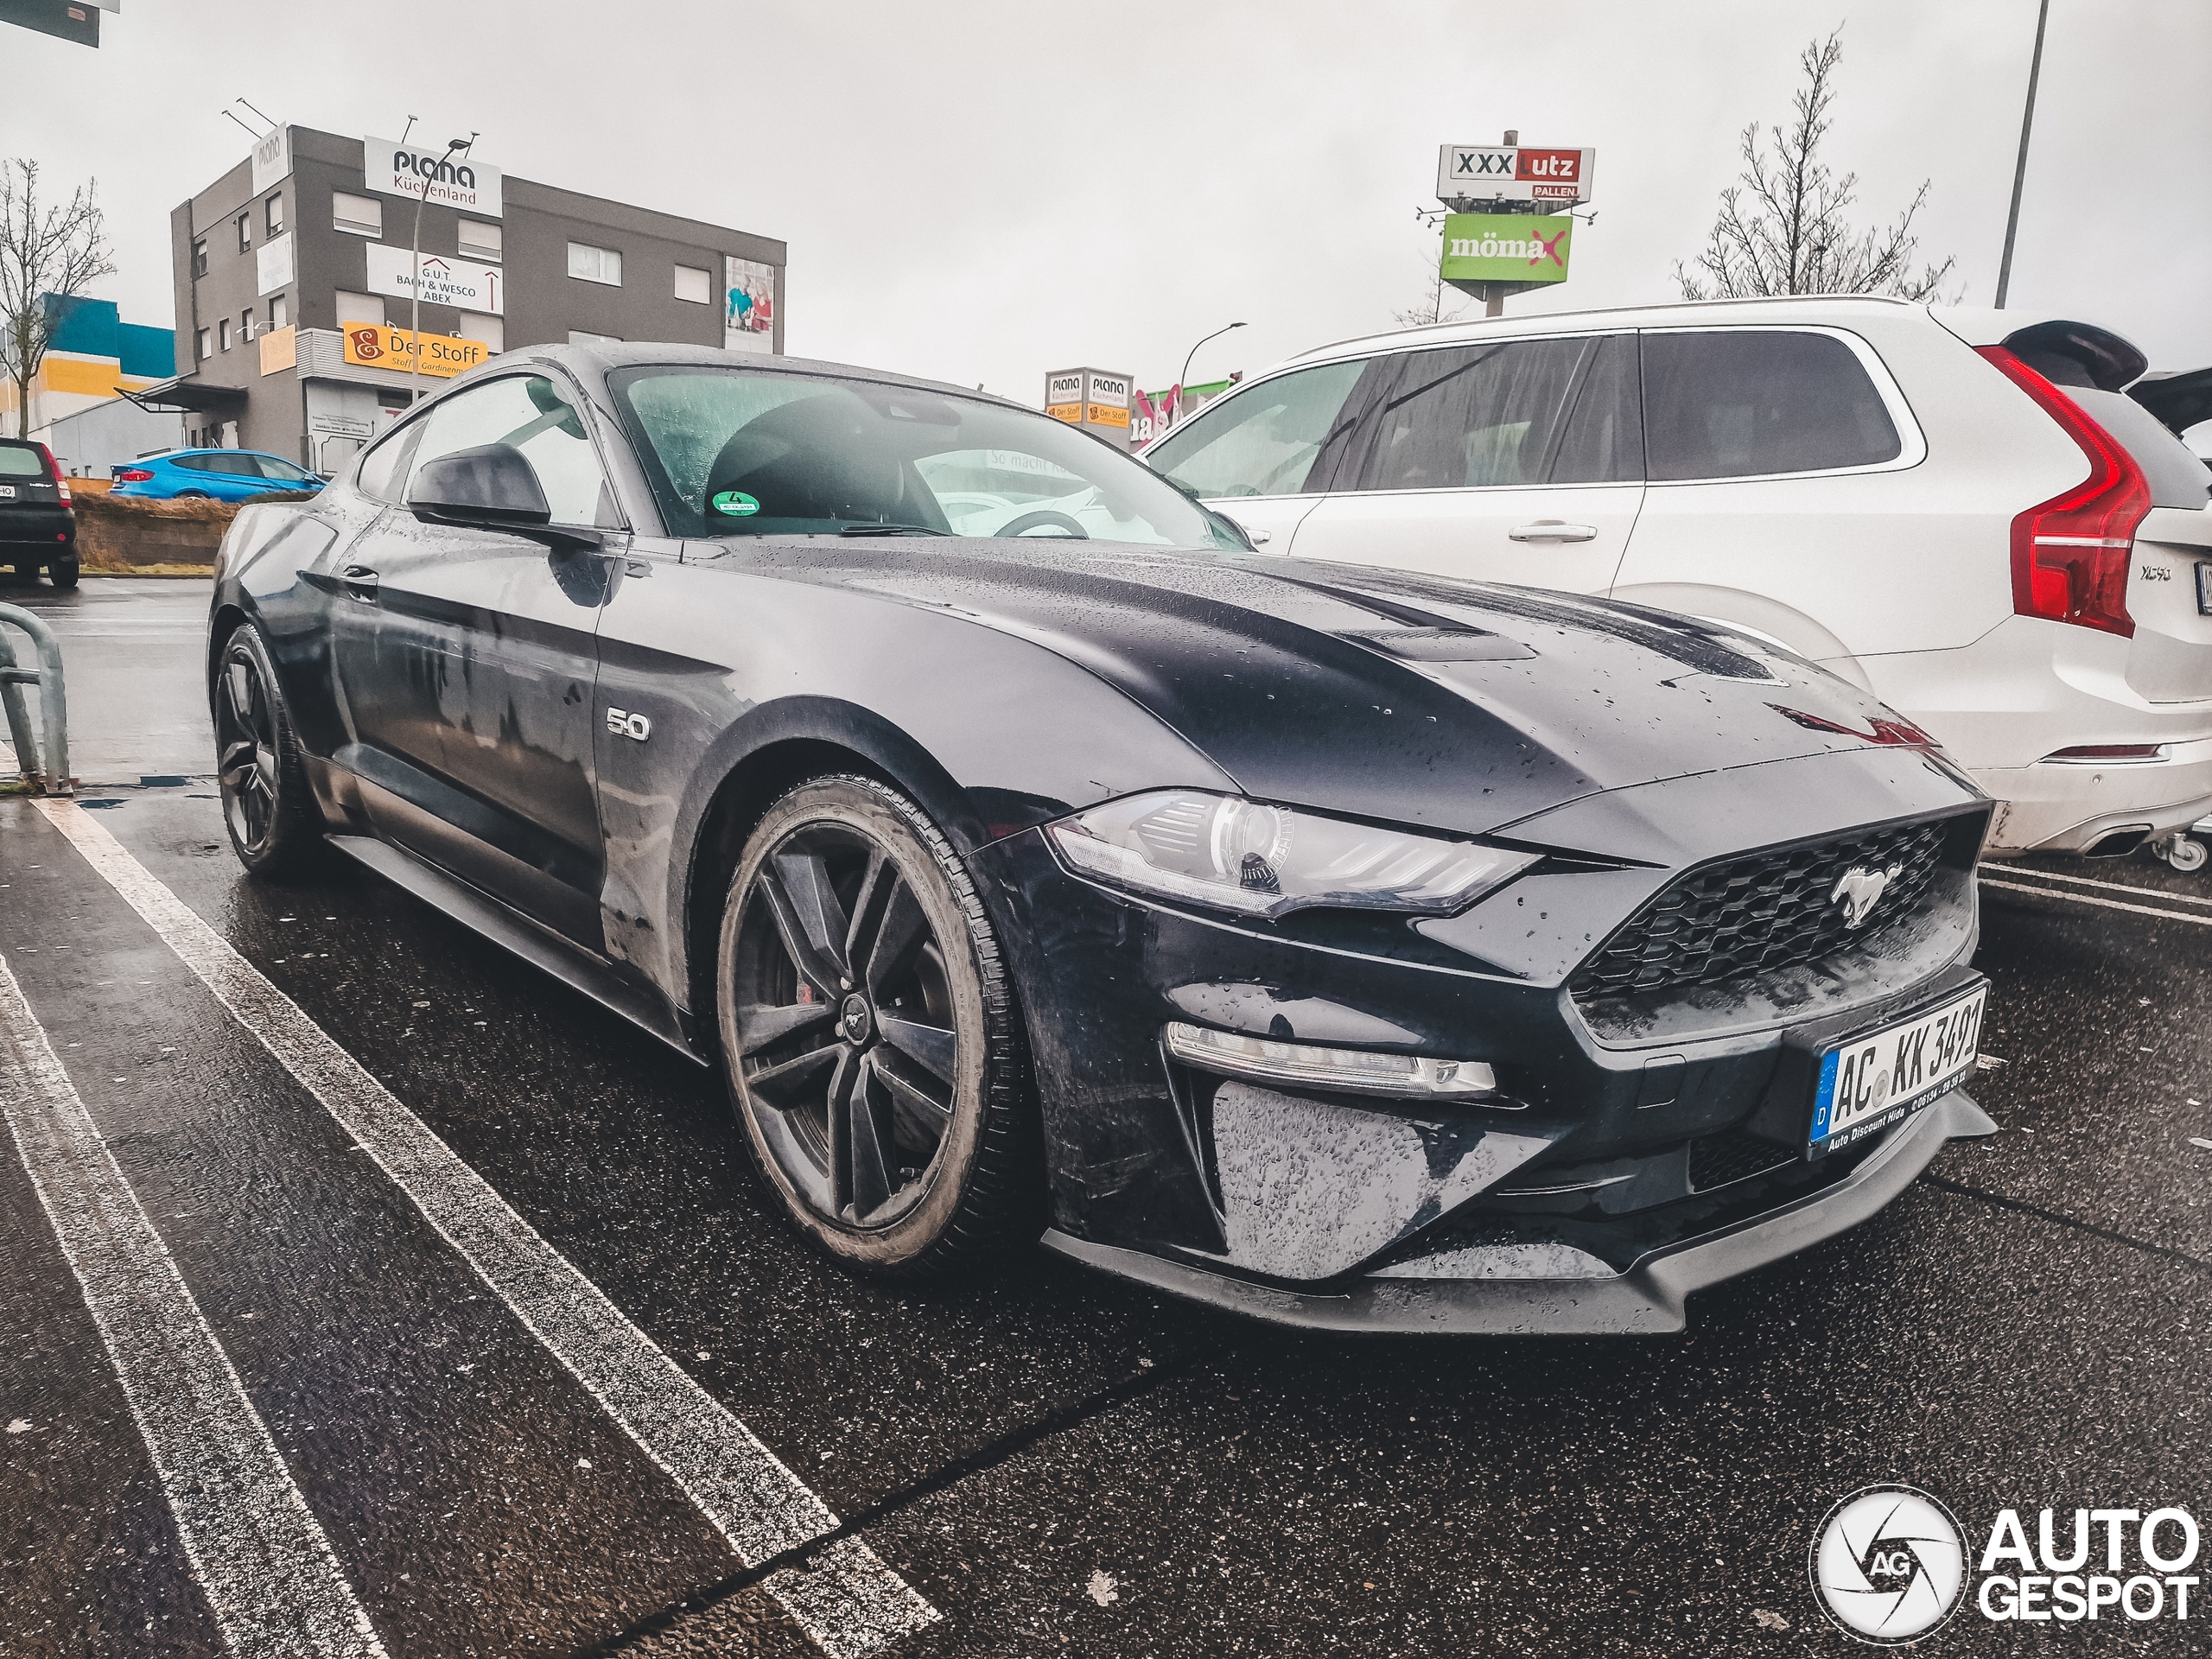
[150,126,785,472]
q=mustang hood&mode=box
[739,538,1955,839]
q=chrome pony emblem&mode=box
[1831,864,1902,930]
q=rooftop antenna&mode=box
[235,97,278,133]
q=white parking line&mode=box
[1986,865,2212,907]
[32,800,938,1659]
[1979,874,2212,927]
[0,955,386,1659]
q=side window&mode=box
[404,375,621,527]
[1142,359,1370,499]
[1353,335,1641,492]
[1641,331,1902,480]
[204,454,261,476]
[355,423,424,503]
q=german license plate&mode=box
[0,486,15,499]
[1807,983,1986,1159]
[2196,562,2212,616]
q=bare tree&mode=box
[1395,223,1470,328]
[1675,29,1955,302]
[1,158,117,438]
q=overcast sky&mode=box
[6,0,2207,399]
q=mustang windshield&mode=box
[607,365,1244,548]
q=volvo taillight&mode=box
[1977,345,2150,639]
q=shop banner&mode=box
[725,257,776,353]
[365,245,504,315]
[341,323,494,379]
[365,137,504,216]
[1438,213,1574,286]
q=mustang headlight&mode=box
[1043,789,1538,920]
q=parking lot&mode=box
[4,579,2211,1656]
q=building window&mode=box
[334,290,385,327]
[673,264,710,304]
[218,318,232,352]
[196,327,212,361]
[458,312,504,353]
[241,308,255,341]
[567,241,622,287]
[192,238,208,278]
[568,329,622,346]
[237,212,251,252]
[333,192,384,237]
[270,295,289,329]
[459,220,501,262]
[266,194,284,235]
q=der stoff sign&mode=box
[1436,145,1596,206]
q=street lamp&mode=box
[1994,0,2052,308]
[409,133,475,411]
[1173,321,1245,427]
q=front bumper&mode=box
[973,744,1990,1334]
[1043,1090,1996,1335]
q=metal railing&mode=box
[0,604,71,795]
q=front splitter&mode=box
[1040,1090,1999,1336]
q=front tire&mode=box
[213,623,322,877]
[715,774,1037,1278]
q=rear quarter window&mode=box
[1642,331,1903,481]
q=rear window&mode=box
[0,444,43,479]
[2068,388,2212,509]
[1642,331,1903,480]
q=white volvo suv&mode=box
[1141,297,2212,859]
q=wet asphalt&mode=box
[2,580,2209,1656]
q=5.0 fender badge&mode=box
[709,490,760,517]
[606,708,652,741]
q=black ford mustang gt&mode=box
[208,344,1995,1334]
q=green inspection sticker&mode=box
[709,490,760,517]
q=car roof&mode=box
[1260,294,2131,376]
[476,340,1033,413]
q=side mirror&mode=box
[409,442,550,528]
[407,442,603,550]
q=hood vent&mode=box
[1337,626,1536,663]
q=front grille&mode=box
[1688,1128,1796,1192]
[1570,817,1953,1002]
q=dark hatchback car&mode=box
[0,437,79,587]
[207,345,1996,1334]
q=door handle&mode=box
[1508,520,1599,543]
[340,564,380,601]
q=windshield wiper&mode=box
[838,523,951,537]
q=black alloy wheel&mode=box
[213,624,321,876]
[717,775,1035,1276]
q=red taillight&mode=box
[115,468,153,481]
[1977,346,2149,639]
[34,442,70,503]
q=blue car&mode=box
[110,448,325,501]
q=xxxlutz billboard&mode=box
[1438,213,1573,288]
